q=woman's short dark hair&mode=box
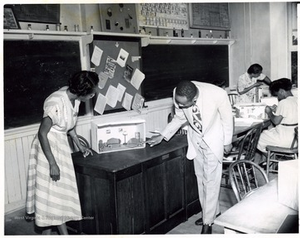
[247,64,263,74]
[68,71,99,96]
[269,78,292,96]
[175,80,197,101]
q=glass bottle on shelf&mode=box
[64,26,68,31]
[27,24,32,30]
[56,23,61,31]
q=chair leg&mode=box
[266,151,271,177]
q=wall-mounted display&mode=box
[99,4,138,33]
[4,6,20,29]
[189,3,230,30]
[137,3,189,30]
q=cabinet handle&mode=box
[162,154,170,160]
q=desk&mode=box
[233,119,271,142]
[214,178,298,233]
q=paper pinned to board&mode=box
[117,83,126,102]
[116,48,129,67]
[122,92,133,111]
[104,56,117,79]
[91,46,103,66]
[131,68,145,90]
[106,85,119,108]
[94,93,107,115]
[98,71,109,89]
[132,93,144,112]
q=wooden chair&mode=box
[222,123,263,186]
[68,135,90,152]
[229,160,269,202]
[265,126,298,177]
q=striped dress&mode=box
[26,87,82,227]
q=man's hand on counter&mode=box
[146,135,164,147]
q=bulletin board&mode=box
[90,35,143,115]
[4,40,81,129]
[189,3,230,30]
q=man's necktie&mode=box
[192,104,202,133]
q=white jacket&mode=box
[161,81,233,161]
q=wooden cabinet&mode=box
[69,135,200,234]
[144,148,185,233]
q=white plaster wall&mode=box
[270,2,289,80]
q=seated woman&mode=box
[237,63,271,103]
[257,78,298,154]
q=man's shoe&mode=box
[195,212,221,226]
[201,224,212,234]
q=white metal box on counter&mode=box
[91,118,146,154]
[234,103,266,120]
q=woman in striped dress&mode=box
[26,71,99,235]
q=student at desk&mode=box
[257,78,298,153]
[147,80,233,234]
[25,71,99,235]
[237,63,271,103]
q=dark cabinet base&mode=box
[69,135,200,234]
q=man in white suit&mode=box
[147,80,233,234]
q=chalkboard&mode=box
[141,44,229,101]
[4,40,81,129]
[11,4,60,24]
[189,3,230,30]
[90,35,141,114]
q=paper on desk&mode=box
[234,118,263,127]
[91,46,103,66]
[94,93,107,115]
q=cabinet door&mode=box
[73,173,112,234]
[116,173,145,234]
[144,149,185,233]
[185,158,201,218]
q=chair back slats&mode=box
[266,126,298,176]
[238,123,263,161]
[229,160,269,202]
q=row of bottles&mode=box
[26,23,94,32]
[172,28,230,39]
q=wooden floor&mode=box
[4,175,278,236]
[3,186,238,235]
